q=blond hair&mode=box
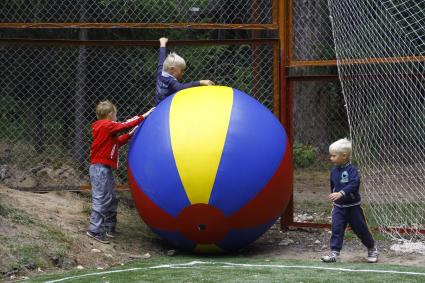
[96,100,116,120]
[163,52,186,72]
[329,138,352,158]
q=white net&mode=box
[328,0,425,242]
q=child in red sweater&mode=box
[87,100,154,244]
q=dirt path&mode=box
[246,225,425,267]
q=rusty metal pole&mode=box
[279,0,295,230]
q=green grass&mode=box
[0,200,73,274]
[28,256,425,283]
[366,202,425,227]
[296,200,333,216]
[0,203,35,225]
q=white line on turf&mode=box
[44,260,425,283]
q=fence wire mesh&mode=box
[0,0,273,24]
[291,0,335,61]
[293,80,348,155]
[329,0,425,240]
[0,42,276,189]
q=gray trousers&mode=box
[88,164,117,234]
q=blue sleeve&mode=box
[157,47,167,75]
[169,79,200,93]
[330,173,334,193]
[341,167,360,195]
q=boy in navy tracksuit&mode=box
[155,37,214,104]
[321,138,378,263]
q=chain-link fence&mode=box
[0,0,274,24]
[0,1,349,229]
[293,80,347,154]
[0,41,276,189]
[328,0,425,240]
[291,0,335,61]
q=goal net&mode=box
[328,0,425,242]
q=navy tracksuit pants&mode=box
[330,205,375,252]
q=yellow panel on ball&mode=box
[169,86,234,204]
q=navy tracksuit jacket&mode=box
[329,162,374,251]
[155,47,200,104]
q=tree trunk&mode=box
[73,2,88,167]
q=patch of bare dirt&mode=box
[0,163,88,189]
[294,169,329,203]
[244,224,425,267]
[0,185,167,280]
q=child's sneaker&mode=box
[105,231,117,238]
[321,251,340,263]
[86,231,110,244]
[367,247,379,263]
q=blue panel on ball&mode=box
[128,95,190,217]
[209,89,287,216]
[150,227,196,251]
[216,218,278,252]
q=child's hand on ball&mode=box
[129,126,139,136]
[200,80,214,86]
[143,107,155,118]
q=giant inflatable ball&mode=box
[128,86,291,253]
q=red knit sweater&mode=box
[90,115,144,169]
